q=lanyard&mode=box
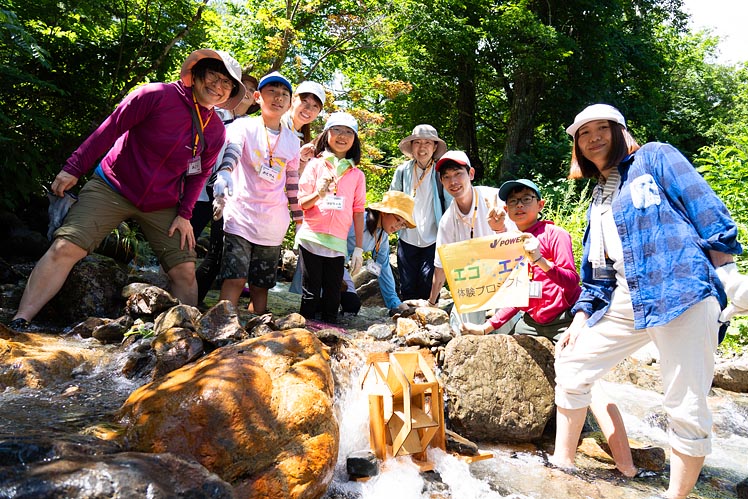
[191,94,214,157]
[324,159,353,194]
[264,126,280,167]
[456,188,479,239]
[373,220,385,255]
[411,160,433,197]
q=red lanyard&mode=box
[192,95,213,157]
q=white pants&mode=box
[554,297,720,457]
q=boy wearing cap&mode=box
[426,150,515,329]
[212,71,301,315]
[10,49,243,329]
[390,124,452,301]
[461,179,581,340]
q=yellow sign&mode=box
[437,233,529,314]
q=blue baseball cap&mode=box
[498,179,541,201]
[323,112,358,134]
[258,71,292,94]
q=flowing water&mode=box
[1,327,745,498]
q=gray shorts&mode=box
[220,232,280,289]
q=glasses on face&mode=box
[329,126,354,137]
[204,70,233,90]
[506,195,537,208]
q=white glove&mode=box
[212,169,233,220]
[716,263,748,321]
[317,176,333,199]
[349,247,364,275]
[522,234,541,263]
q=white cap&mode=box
[566,104,626,137]
[323,112,358,134]
[435,150,471,172]
[295,81,326,106]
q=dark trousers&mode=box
[299,246,345,323]
[190,198,225,303]
[396,240,436,301]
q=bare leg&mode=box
[248,285,268,315]
[167,262,197,306]
[589,395,635,476]
[219,278,244,308]
[13,239,88,322]
[665,448,704,499]
[550,406,587,469]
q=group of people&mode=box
[7,46,748,499]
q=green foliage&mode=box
[124,319,155,339]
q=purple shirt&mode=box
[64,81,225,219]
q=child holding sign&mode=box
[295,112,366,324]
[462,178,641,479]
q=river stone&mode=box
[124,285,180,317]
[275,312,306,330]
[150,326,204,379]
[197,299,248,346]
[441,334,556,443]
[0,451,234,498]
[118,329,338,499]
[153,304,201,333]
[39,253,128,325]
[713,354,748,393]
[92,314,133,344]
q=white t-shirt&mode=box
[400,166,438,247]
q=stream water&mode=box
[1,287,746,498]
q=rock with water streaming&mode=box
[441,334,556,443]
[346,450,379,478]
[197,299,248,346]
[118,329,338,499]
[92,314,134,344]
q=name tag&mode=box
[320,195,345,211]
[365,260,382,276]
[259,163,281,183]
[187,157,202,175]
[592,261,616,281]
[529,281,542,298]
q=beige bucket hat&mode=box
[368,191,416,229]
[398,124,447,159]
[180,49,245,110]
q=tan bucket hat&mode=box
[398,124,447,159]
[180,49,245,110]
[368,191,416,229]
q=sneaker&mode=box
[7,318,31,332]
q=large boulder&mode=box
[118,329,338,499]
[441,334,556,443]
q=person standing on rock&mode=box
[390,125,451,301]
[461,178,639,478]
[9,49,245,331]
[550,104,744,499]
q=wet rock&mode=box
[118,330,338,499]
[441,334,556,443]
[40,254,128,325]
[396,317,419,337]
[713,354,748,393]
[347,449,378,478]
[197,300,248,346]
[0,434,121,466]
[0,451,233,498]
[275,312,306,330]
[578,431,666,471]
[121,337,157,380]
[412,306,449,326]
[278,249,298,282]
[604,357,662,393]
[92,315,134,344]
[365,323,394,341]
[445,429,479,456]
[124,286,179,317]
[150,327,204,379]
[67,317,111,338]
[153,304,201,333]
[244,313,277,336]
[737,476,748,499]
[404,322,453,347]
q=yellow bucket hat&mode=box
[368,191,416,229]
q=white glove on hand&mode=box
[317,176,333,199]
[522,234,541,263]
[212,169,233,220]
[716,263,748,321]
[349,247,364,275]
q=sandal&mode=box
[7,318,30,332]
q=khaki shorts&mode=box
[55,175,196,271]
[220,232,280,289]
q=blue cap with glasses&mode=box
[498,179,541,201]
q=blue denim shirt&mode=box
[572,142,742,329]
[347,217,401,309]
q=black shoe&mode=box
[7,318,30,332]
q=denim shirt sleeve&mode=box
[571,219,615,323]
[374,232,401,309]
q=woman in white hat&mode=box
[9,49,244,330]
[340,191,417,316]
[295,112,366,324]
[390,124,451,302]
[550,103,744,499]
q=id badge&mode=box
[259,163,281,183]
[187,156,202,175]
[365,260,382,276]
[592,260,616,281]
[320,195,345,211]
[529,281,542,298]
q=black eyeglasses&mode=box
[204,70,233,90]
[506,195,537,207]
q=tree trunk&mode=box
[454,58,483,180]
[501,71,544,178]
